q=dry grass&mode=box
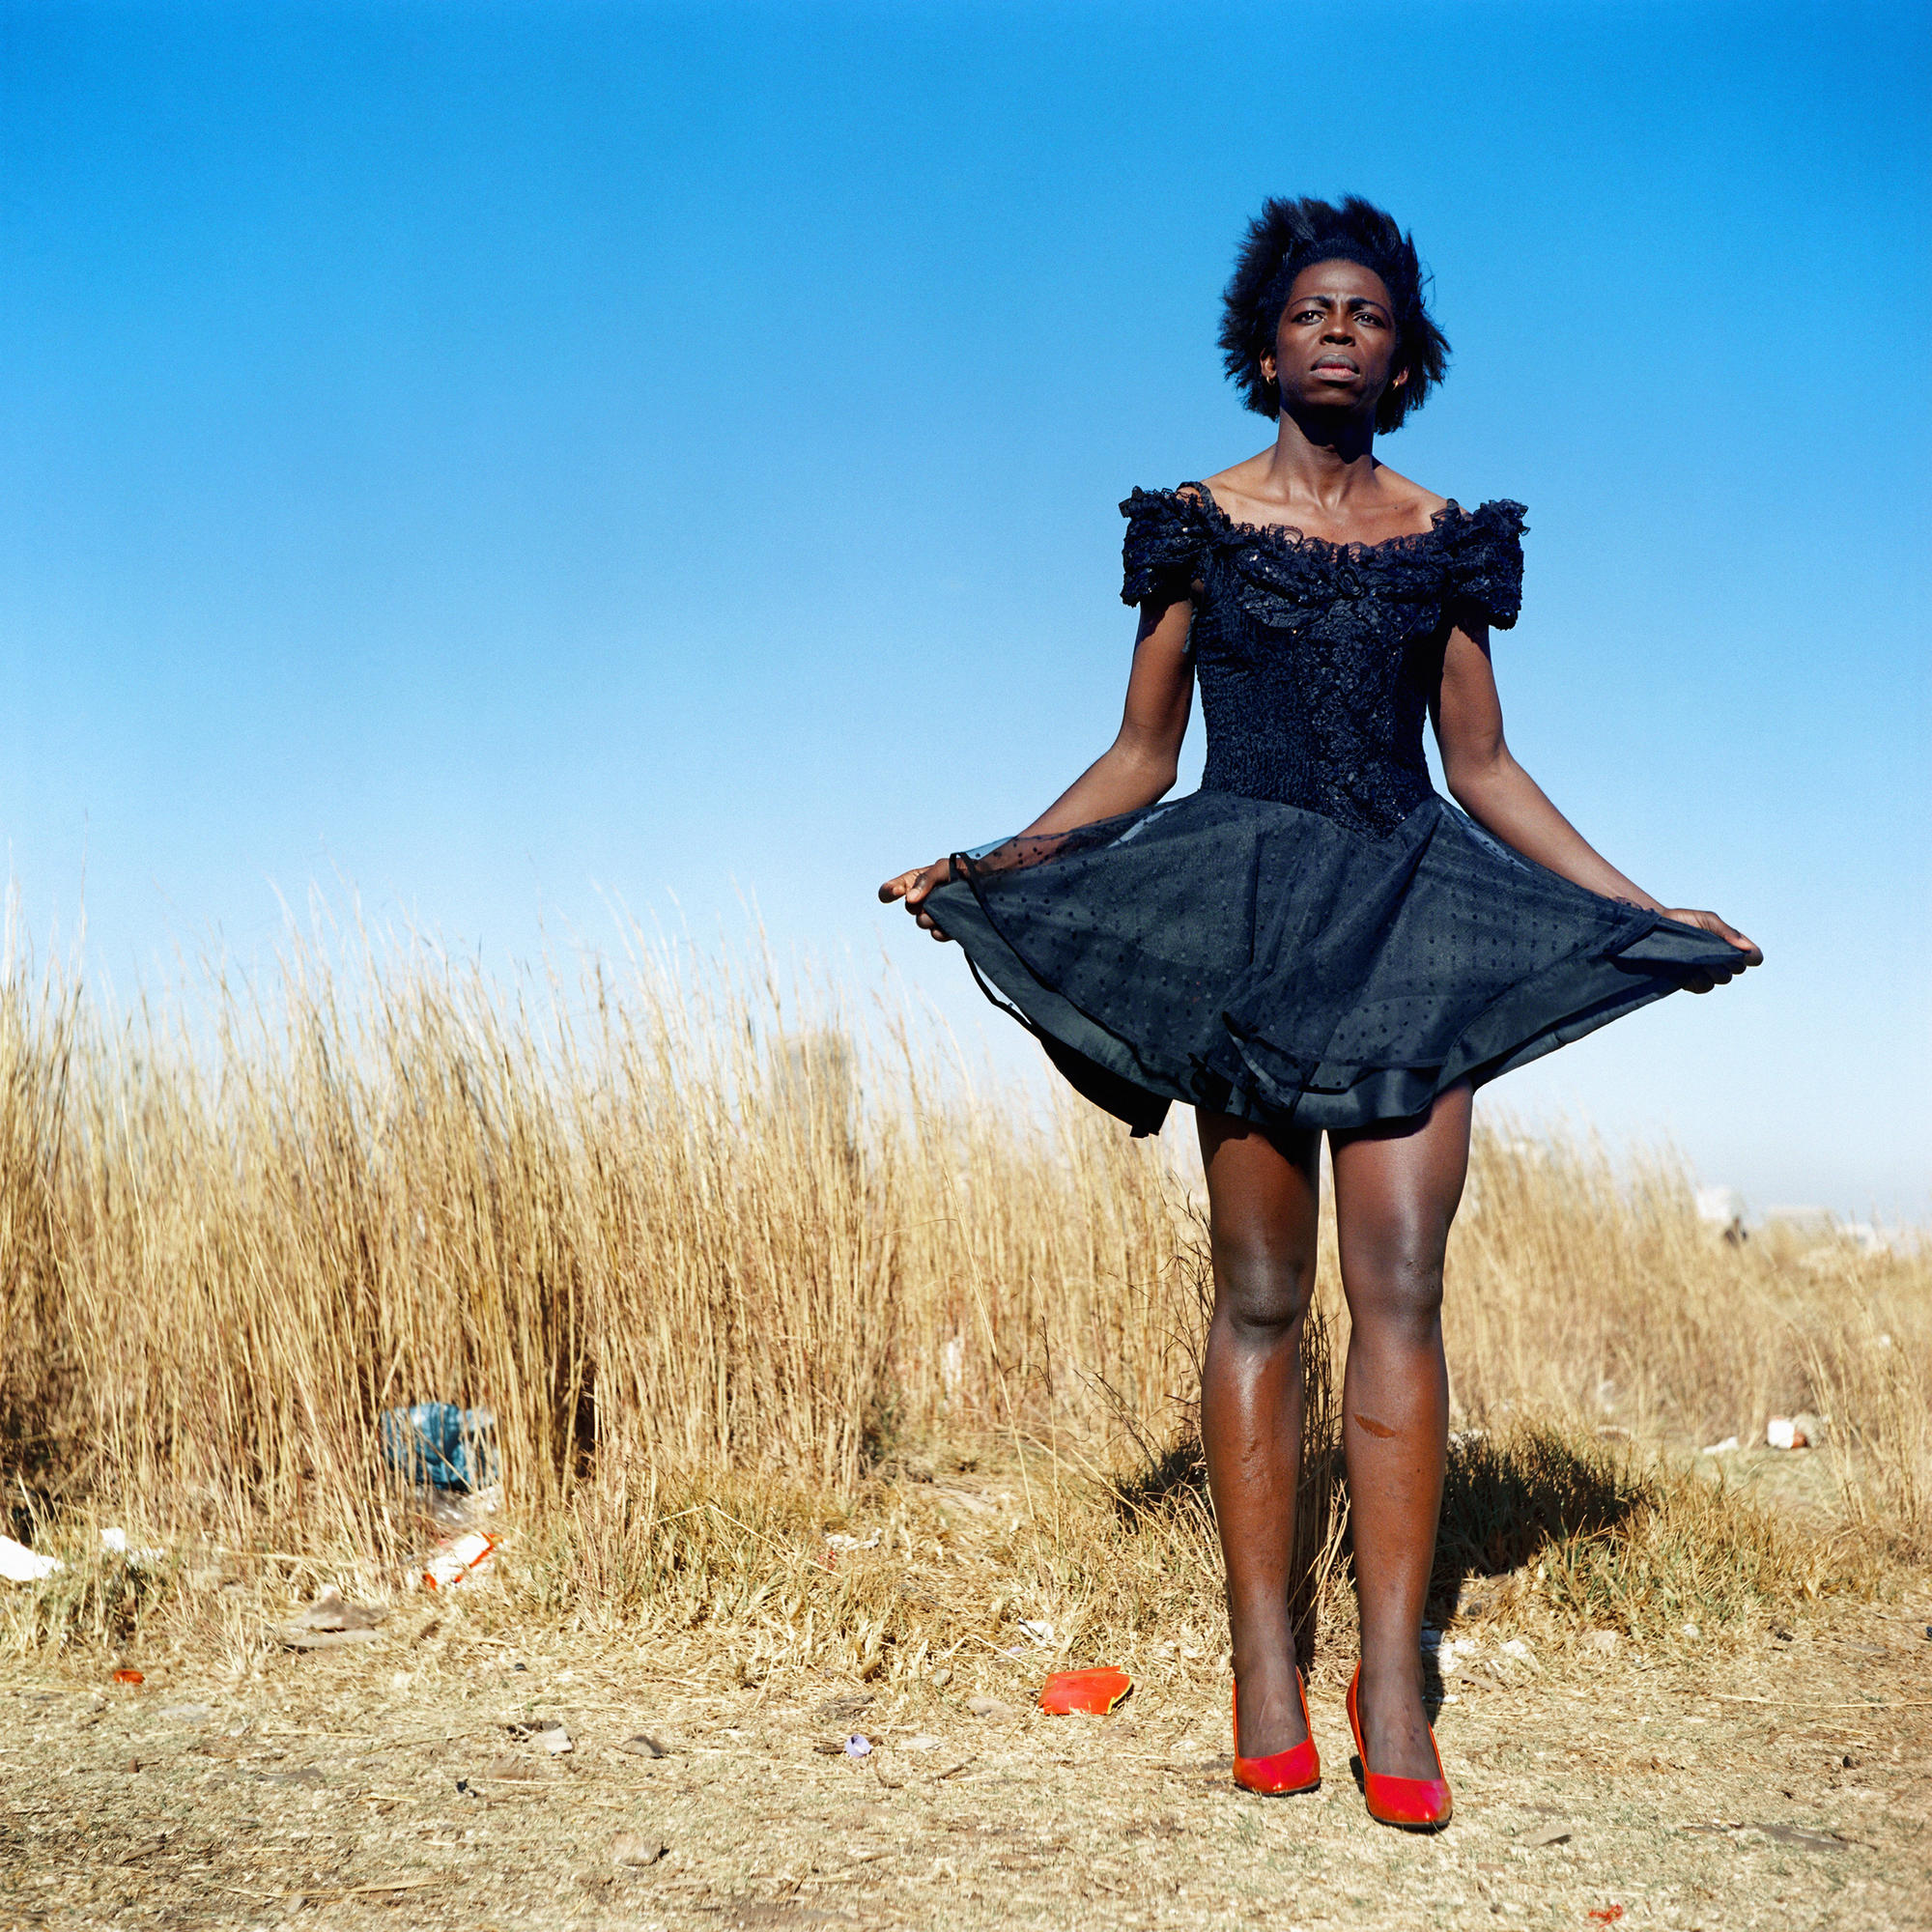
[0,922,1925,1676]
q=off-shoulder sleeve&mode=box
[1445,499,1528,631]
[1120,485,1213,608]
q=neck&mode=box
[1262,400,1379,503]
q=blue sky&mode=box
[1,2,1926,1217]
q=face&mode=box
[1262,259,1406,416]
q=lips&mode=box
[1313,356,1360,374]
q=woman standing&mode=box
[880,195,1757,1829]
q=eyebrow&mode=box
[1289,293,1391,313]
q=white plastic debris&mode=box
[842,1734,873,1757]
[1701,1435,1742,1456]
[1015,1619,1055,1646]
[419,1529,499,1590]
[0,1535,62,1584]
[825,1529,882,1553]
[99,1528,165,1564]
[1766,1417,1801,1450]
[540,1725,574,1756]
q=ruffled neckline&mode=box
[1180,481,1475,559]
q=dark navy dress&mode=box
[923,482,1745,1137]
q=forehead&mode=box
[1284,258,1393,310]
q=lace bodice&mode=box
[1121,483,1527,838]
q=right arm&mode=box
[879,593,1197,935]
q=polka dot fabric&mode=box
[923,484,1746,1137]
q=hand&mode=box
[1659,908,1763,992]
[877,857,957,941]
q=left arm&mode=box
[1431,621,1761,985]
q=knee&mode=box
[1212,1236,1314,1342]
[1346,1221,1447,1338]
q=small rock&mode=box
[1587,1631,1618,1652]
[611,1833,666,1867]
[290,1585,386,1633]
[816,1692,874,1723]
[966,1696,1017,1722]
[1523,1823,1573,1847]
[616,1734,669,1759]
[486,1754,543,1780]
[280,1628,383,1652]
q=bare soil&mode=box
[4,1581,1928,1932]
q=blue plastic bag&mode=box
[380,1404,497,1491]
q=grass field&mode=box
[0,933,1926,1928]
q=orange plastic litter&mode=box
[1038,1667,1132,1716]
[112,1669,144,1685]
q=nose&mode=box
[1321,317,1355,343]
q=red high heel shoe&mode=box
[1233,1670,1320,1796]
[1347,1663,1452,1829]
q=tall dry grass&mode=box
[0,922,1924,1666]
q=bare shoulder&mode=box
[1370,462,1451,519]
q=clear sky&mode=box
[1,2,1926,1218]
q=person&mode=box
[879,194,1759,1830]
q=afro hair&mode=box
[1218,195,1449,433]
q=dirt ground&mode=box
[4,1453,1929,1932]
[5,1610,1929,1930]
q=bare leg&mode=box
[1330,1083,1472,1781]
[1197,1110,1321,1758]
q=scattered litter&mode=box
[1680,1622,1702,1638]
[966,1696,1017,1722]
[1700,1436,1742,1456]
[611,1833,666,1867]
[485,1754,543,1780]
[1500,1638,1537,1667]
[1521,1823,1573,1847]
[1587,1909,1625,1925]
[1587,1631,1619,1652]
[0,1535,62,1584]
[1767,1413,1827,1450]
[902,1735,941,1751]
[99,1528,166,1564]
[504,1719,571,1755]
[418,1529,499,1590]
[159,1704,213,1724]
[380,1403,498,1492]
[1038,1667,1132,1716]
[117,1833,169,1864]
[617,1734,669,1759]
[842,1734,873,1757]
[112,1669,145,1686]
[825,1529,883,1552]
[1015,1618,1055,1646]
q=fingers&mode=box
[879,860,956,920]
[1664,908,1764,969]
